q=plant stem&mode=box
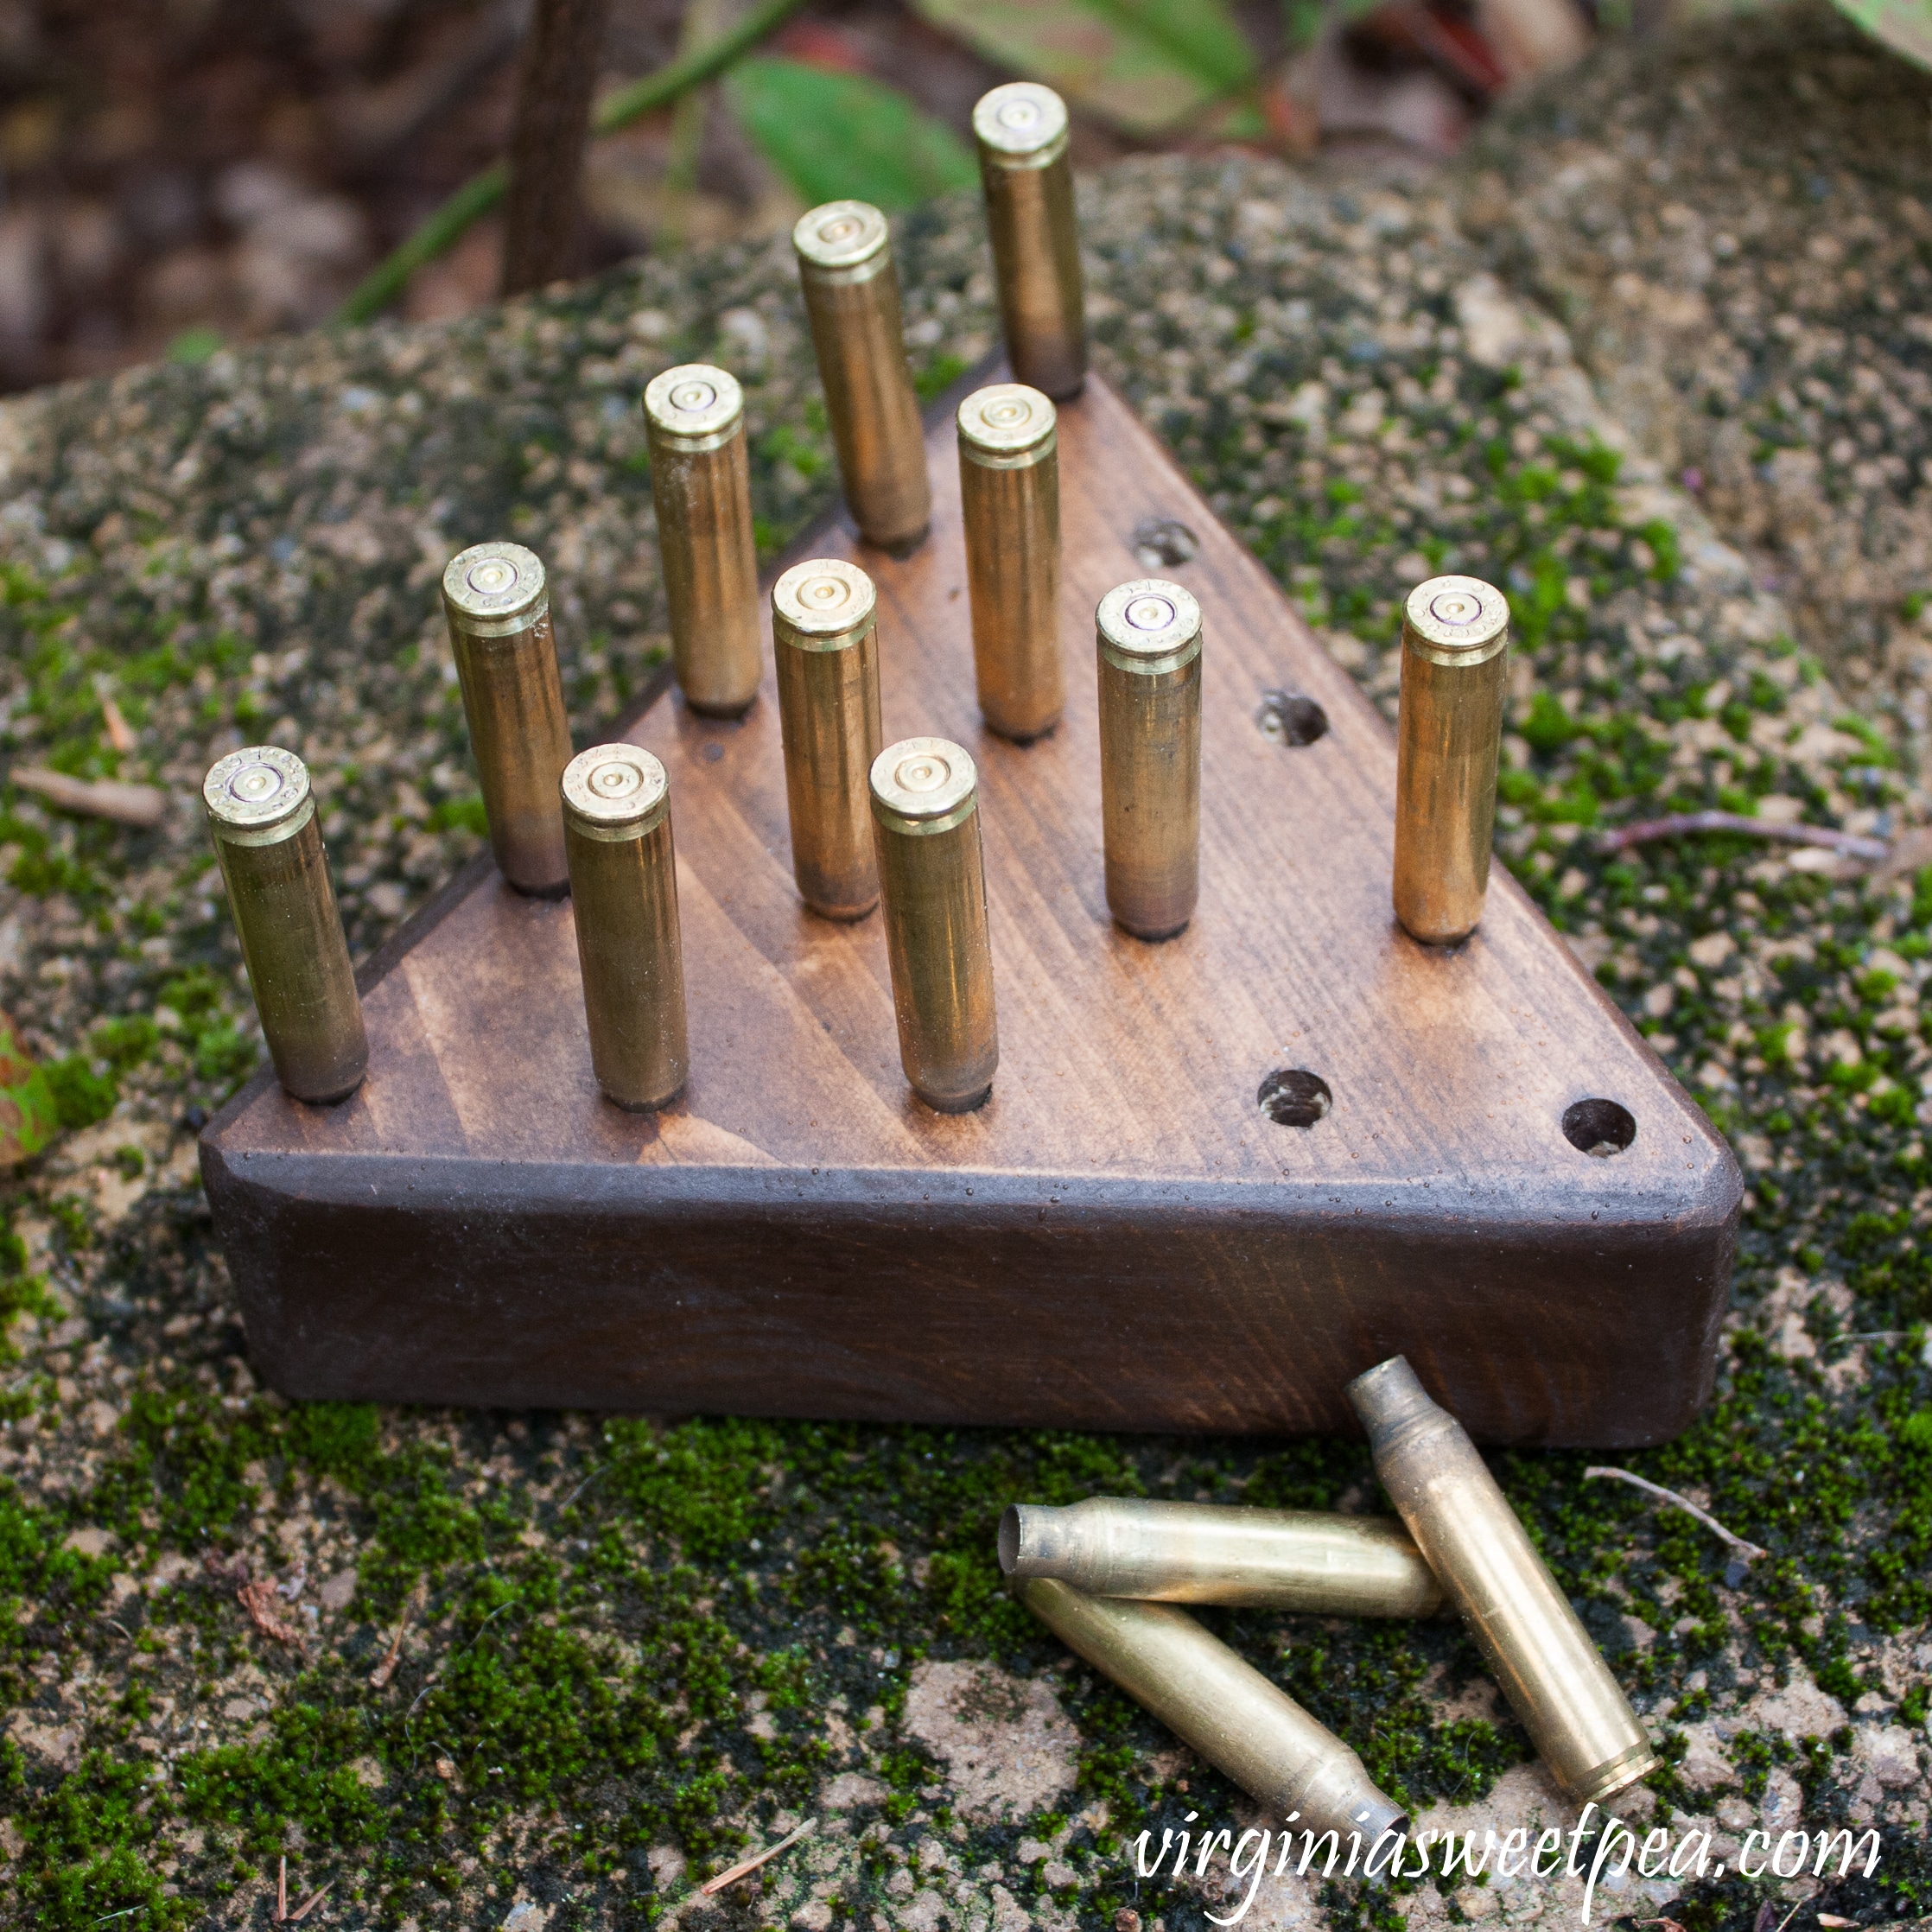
[335,0,810,327]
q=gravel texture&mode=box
[0,14,1928,1931]
[1461,2,1932,748]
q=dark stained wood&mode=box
[202,372,1740,1446]
[499,0,613,296]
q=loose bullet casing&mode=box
[1097,579,1202,939]
[869,737,998,1112]
[561,743,688,1112]
[1349,1357,1659,1806]
[958,383,1063,742]
[973,82,1086,401]
[442,541,573,896]
[1392,575,1509,944]
[1020,1579,1408,1847]
[773,559,884,919]
[1001,1497,1445,1618]
[793,200,931,553]
[643,364,762,717]
[204,746,366,1105]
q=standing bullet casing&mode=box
[643,364,762,718]
[1392,575,1509,944]
[442,541,573,897]
[958,383,1063,742]
[1020,1579,1408,1846]
[869,737,998,1112]
[561,744,688,1112]
[1001,1497,1445,1618]
[793,200,931,553]
[1097,579,1202,939]
[1349,1357,1659,1805]
[773,559,884,920]
[973,82,1086,400]
[203,746,366,1106]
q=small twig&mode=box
[100,696,136,755]
[370,1582,427,1689]
[288,1883,333,1924]
[90,1911,145,1926]
[1585,1466,1770,1561]
[700,1817,818,1896]
[1597,810,1888,862]
[10,766,167,829]
[276,1856,288,1922]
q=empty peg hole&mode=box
[1259,1067,1332,1128]
[1562,1097,1636,1157]
[1256,690,1330,747]
[1131,516,1198,569]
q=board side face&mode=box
[204,371,1740,1442]
[202,1143,1732,1444]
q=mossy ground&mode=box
[0,25,1926,1930]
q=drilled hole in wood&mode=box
[1562,1097,1636,1157]
[1256,690,1329,747]
[1258,1067,1332,1128]
[1131,516,1198,569]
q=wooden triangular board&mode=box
[203,372,1738,1446]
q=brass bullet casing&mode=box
[643,364,762,718]
[958,383,1063,742]
[442,541,574,897]
[869,737,998,1112]
[1392,575,1510,944]
[1001,1497,1445,1618]
[561,743,688,1112]
[1096,579,1203,939]
[1020,1579,1408,1846]
[973,82,1086,400]
[203,747,366,1106]
[793,200,931,553]
[1349,1357,1659,1806]
[773,559,884,920]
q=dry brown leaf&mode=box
[238,1577,306,1649]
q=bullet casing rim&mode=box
[957,383,1057,462]
[446,600,552,641]
[869,735,979,823]
[561,744,671,842]
[1402,574,1509,666]
[1096,578,1202,677]
[963,434,1058,473]
[872,794,978,840]
[1404,621,1509,670]
[442,541,548,635]
[204,745,314,841]
[642,363,745,454]
[210,797,316,848]
[973,81,1071,167]
[1099,637,1199,678]
[772,558,879,655]
[793,199,890,275]
[979,130,1069,172]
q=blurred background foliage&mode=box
[0,0,1922,395]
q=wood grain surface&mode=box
[204,371,1740,1445]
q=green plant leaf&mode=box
[725,57,979,212]
[912,0,1258,136]
[1828,0,1932,68]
